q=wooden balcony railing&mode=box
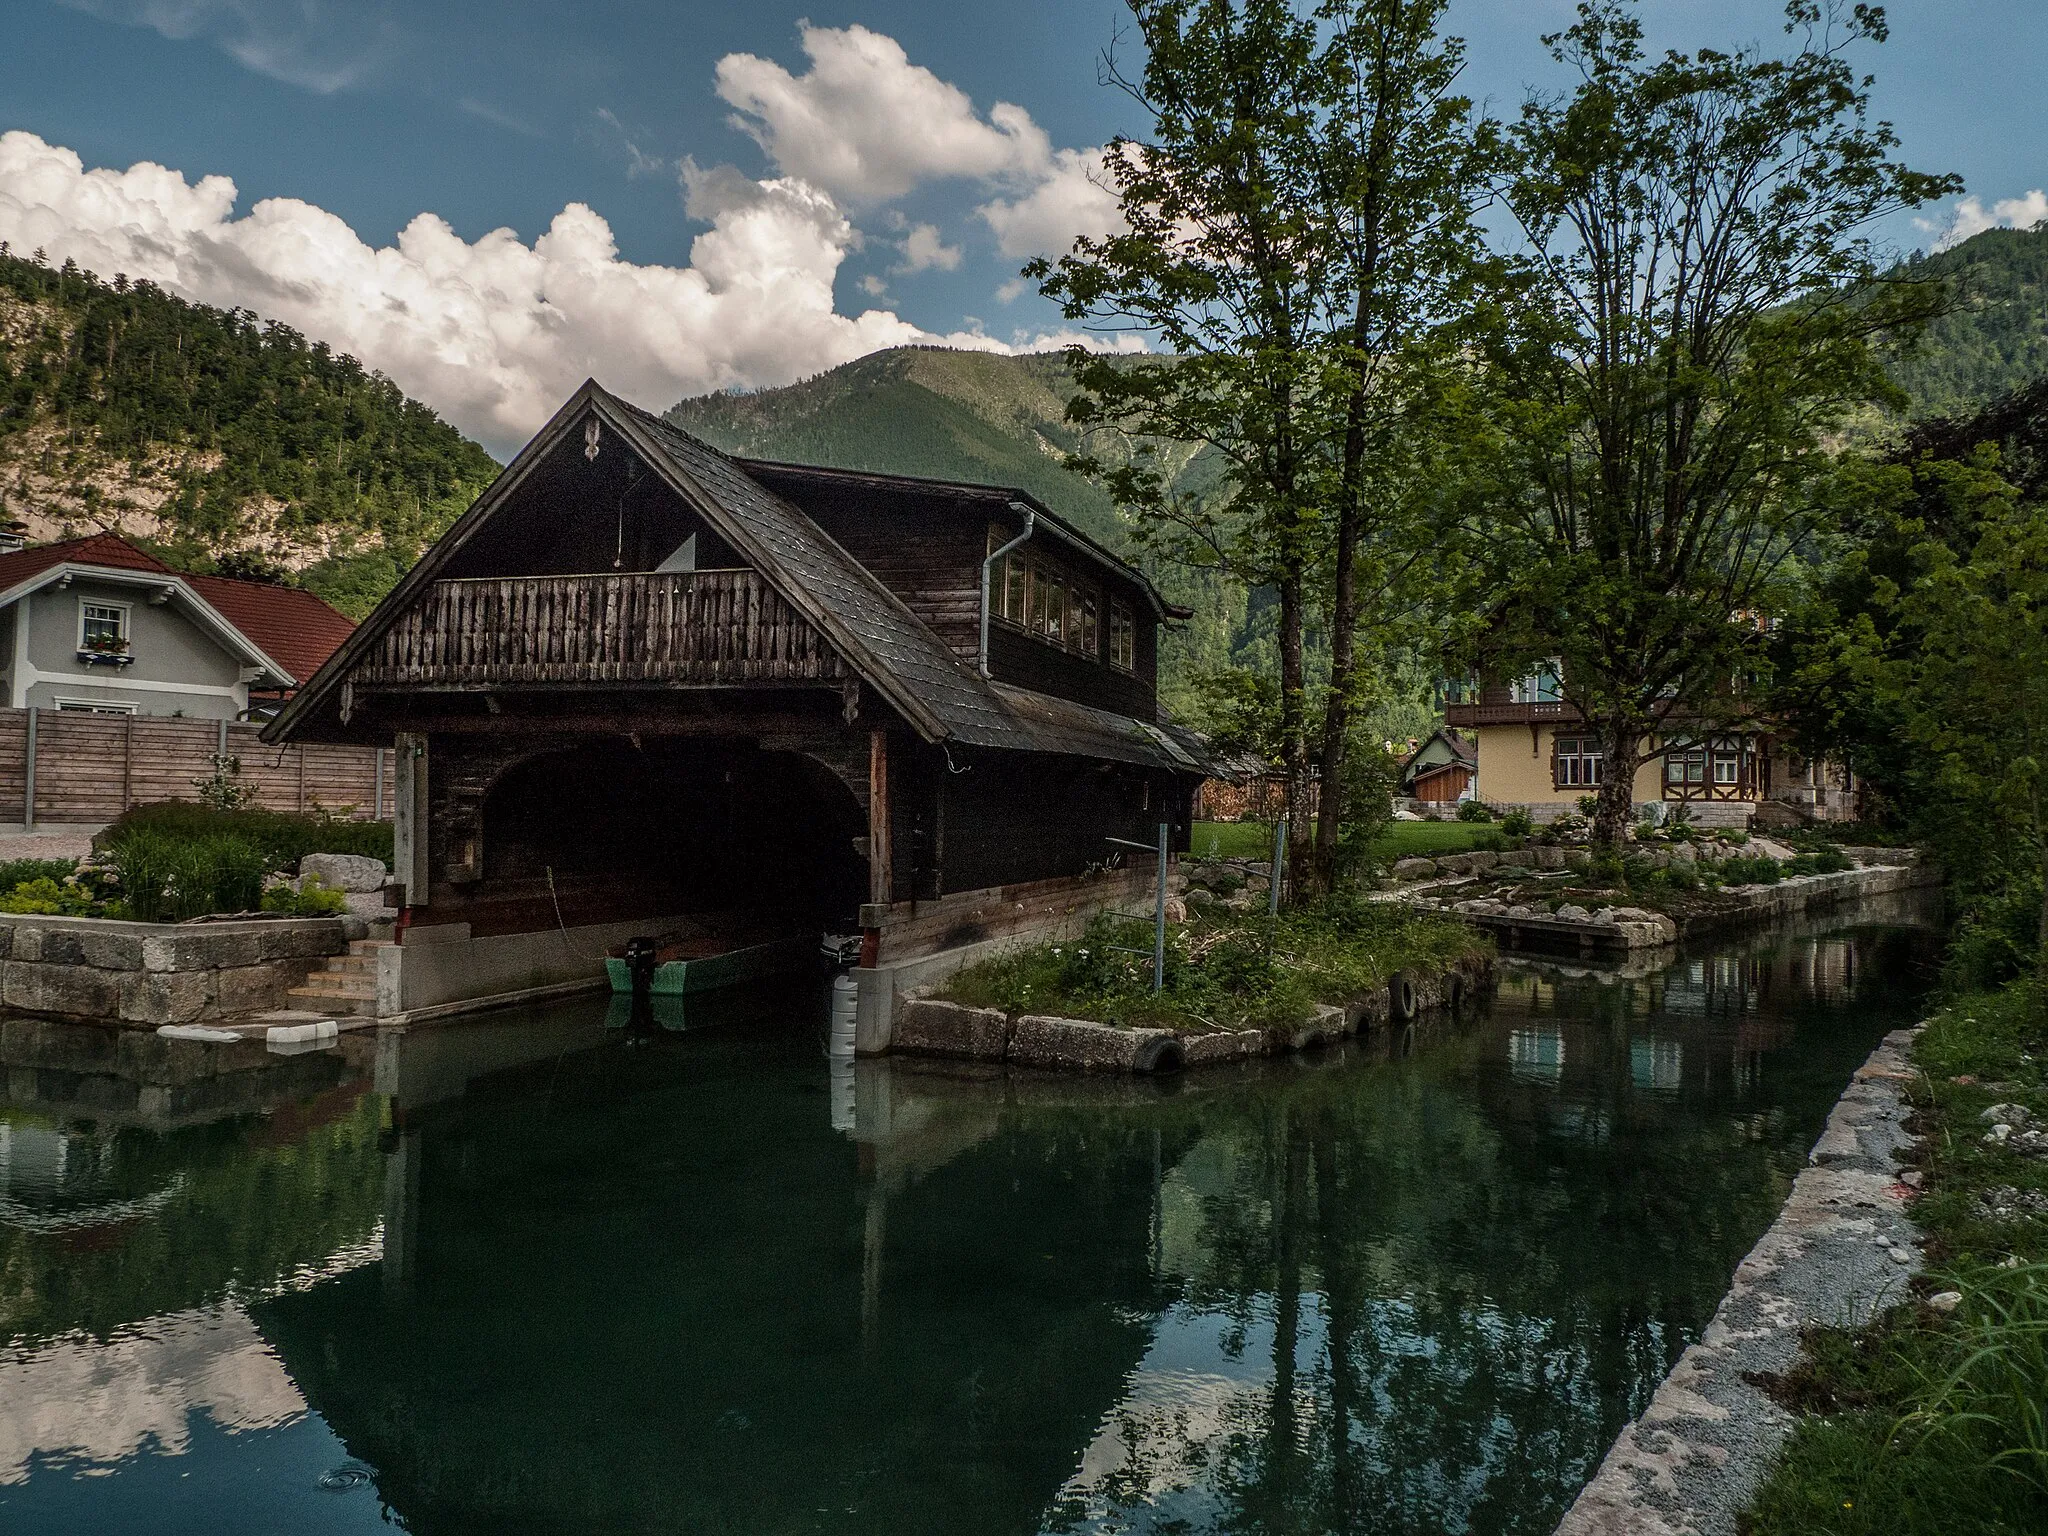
[1444,699,1577,727]
[355,570,850,687]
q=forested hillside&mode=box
[1886,221,2048,414]
[0,246,498,615]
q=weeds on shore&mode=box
[939,897,1484,1033]
[1745,983,2048,1536]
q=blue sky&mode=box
[2,0,2042,451]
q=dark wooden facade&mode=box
[268,383,1212,945]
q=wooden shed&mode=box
[264,381,1217,1036]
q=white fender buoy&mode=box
[828,973,858,1060]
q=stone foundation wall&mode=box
[0,914,350,1027]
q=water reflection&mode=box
[0,903,1939,1535]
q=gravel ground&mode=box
[1555,1027,1926,1536]
[0,829,98,862]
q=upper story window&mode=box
[1510,661,1562,704]
[989,526,1105,661]
[78,600,131,658]
[1108,600,1134,672]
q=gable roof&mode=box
[0,532,172,585]
[0,533,338,687]
[265,380,1221,775]
[736,458,1190,621]
[187,575,356,688]
[1401,727,1477,775]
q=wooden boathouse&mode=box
[264,380,1216,1042]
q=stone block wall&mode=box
[0,914,350,1027]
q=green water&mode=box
[0,905,1938,1535]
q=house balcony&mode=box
[353,570,851,689]
[1444,699,1578,727]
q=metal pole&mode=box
[1153,820,1169,995]
[1268,817,1287,917]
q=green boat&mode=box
[604,932,815,996]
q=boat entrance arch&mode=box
[478,738,868,932]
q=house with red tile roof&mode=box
[0,533,355,720]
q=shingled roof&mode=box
[267,381,1222,776]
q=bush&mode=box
[0,858,81,891]
[1456,799,1494,823]
[98,802,392,874]
[262,876,349,917]
[0,876,106,916]
[1717,854,1784,886]
[1576,794,1601,818]
[1499,807,1535,838]
[1786,848,1854,877]
[110,829,269,922]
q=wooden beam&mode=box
[868,726,892,906]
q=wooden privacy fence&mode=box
[0,707,392,830]
[356,570,852,687]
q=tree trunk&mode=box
[1311,500,1360,898]
[1594,719,1641,848]
[1278,570,1313,905]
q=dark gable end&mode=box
[267,381,1221,777]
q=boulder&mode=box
[895,999,1010,1061]
[299,853,390,893]
[1009,1015,1183,1073]
[1555,904,1592,923]
[1562,849,1592,869]
[1465,850,1500,872]
[1392,857,1438,881]
[1183,1028,1264,1065]
[1526,846,1566,870]
[1434,853,1472,876]
[1751,838,1796,861]
[1669,843,1697,865]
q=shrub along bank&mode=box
[1743,980,2048,1536]
[0,804,388,922]
[938,897,1486,1034]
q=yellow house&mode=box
[1445,670,1853,828]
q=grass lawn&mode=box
[1191,819,1493,862]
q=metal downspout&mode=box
[980,507,1037,676]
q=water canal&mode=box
[0,897,1939,1536]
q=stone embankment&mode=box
[0,913,352,1027]
[1554,1028,1927,1536]
[893,953,1491,1074]
[1395,849,1933,955]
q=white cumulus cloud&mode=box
[0,130,1059,455]
[1921,188,2048,251]
[978,146,1126,259]
[715,23,1050,209]
[893,223,962,275]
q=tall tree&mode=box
[1451,0,1956,846]
[1033,0,1490,897]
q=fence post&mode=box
[22,705,35,833]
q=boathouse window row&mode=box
[989,526,1111,662]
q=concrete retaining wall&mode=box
[1554,1028,1926,1536]
[0,912,350,1026]
[377,915,692,1020]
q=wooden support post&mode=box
[22,705,35,832]
[868,727,892,907]
[393,732,430,909]
[374,748,386,821]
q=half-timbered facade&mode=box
[265,381,1212,1028]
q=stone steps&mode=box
[285,938,390,1017]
